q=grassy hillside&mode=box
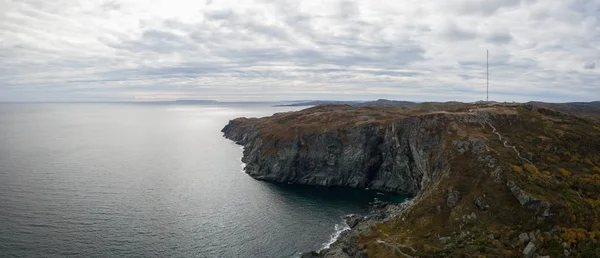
[359,103,600,257]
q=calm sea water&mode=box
[0,103,402,257]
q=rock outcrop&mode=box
[221,110,482,196]
[507,181,552,218]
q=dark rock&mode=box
[474,197,489,211]
[222,115,452,196]
[452,140,469,154]
[447,189,462,208]
[344,215,363,229]
[300,251,320,258]
[470,138,487,154]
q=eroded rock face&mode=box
[222,115,455,196]
[506,181,552,218]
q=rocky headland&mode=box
[222,102,600,257]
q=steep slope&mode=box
[222,103,600,257]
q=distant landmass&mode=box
[275,99,418,107]
[175,100,219,104]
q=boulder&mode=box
[474,197,489,211]
[447,190,462,208]
[439,237,452,245]
[522,242,536,258]
[452,140,469,154]
[519,233,530,244]
[344,215,363,229]
[528,232,536,243]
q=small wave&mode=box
[320,220,350,250]
[239,146,246,173]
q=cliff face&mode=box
[222,109,480,196]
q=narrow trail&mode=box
[376,239,414,258]
[484,121,533,165]
[468,108,534,165]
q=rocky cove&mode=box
[222,103,600,257]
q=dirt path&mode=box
[484,121,533,165]
[376,239,415,258]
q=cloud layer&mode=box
[1,0,598,102]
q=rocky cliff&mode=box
[222,103,600,257]
[222,105,486,196]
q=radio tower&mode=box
[486,50,489,102]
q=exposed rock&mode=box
[474,197,489,211]
[222,111,454,195]
[519,233,530,244]
[487,234,495,240]
[528,232,536,243]
[447,190,462,208]
[305,202,412,257]
[439,236,452,245]
[452,140,469,154]
[344,215,363,229]
[523,242,537,258]
[470,138,487,154]
[507,181,552,217]
[491,167,503,184]
[300,251,321,258]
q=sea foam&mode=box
[320,219,350,250]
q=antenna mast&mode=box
[486,50,489,102]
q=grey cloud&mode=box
[108,29,197,53]
[584,62,595,69]
[1,0,598,102]
[438,21,475,41]
[101,1,121,11]
[450,0,522,15]
[339,0,359,19]
[204,9,233,20]
[485,30,513,45]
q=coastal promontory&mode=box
[223,102,600,257]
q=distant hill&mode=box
[274,100,361,107]
[528,101,600,122]
[276,99,417,107]
[355,99,417,107]
[175,100,219,104]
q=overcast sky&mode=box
[1,0,599,102]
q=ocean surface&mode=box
[0,102,404,257]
